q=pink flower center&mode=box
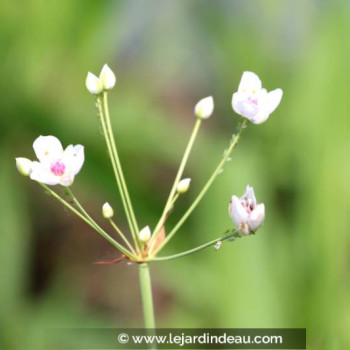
[241,200,254,214]
[50,161,66,176]
[248,96,258,105]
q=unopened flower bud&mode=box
[86,72,103,95]
[194,96,214,119]
[99,64,116,90]
[139,226,151,243]
[102,202,114,219]
[177,178,191,194]
[15,157,32,176]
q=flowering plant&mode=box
[16,65,282,328]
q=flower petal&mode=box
[63,145,85,175]
[266,88,283,114]
[231,92,240,114]
[232,92,260,120]
[59,172,75,187]
[238,71,262,93]
[248,203,265,231]
[248,109,269,124]
[248,89,282,124]
[242,185,257,208]
[29,161,60,185]
[229,195,249,226]
[33,136,63,165]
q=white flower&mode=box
[232,72,283,124]
[15,157,33,176]
[21,135,84,187]
[102,202,114,219]
[86,72,103,95]
[194,96,214,119]
[139,226,151,243]
[99,64,116,90]
[177,178,191,194]
[228,185,265,235]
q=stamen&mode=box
[50,161,66,176]
[248,96,258,105]
[241,200,252,214]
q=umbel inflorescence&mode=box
[16,65,282,262]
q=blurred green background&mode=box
[1,0,350,349]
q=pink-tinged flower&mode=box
[232,72,283,124]
[228,185,265,235]
[19,135,84,186]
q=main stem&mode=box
[138,263,155,328]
